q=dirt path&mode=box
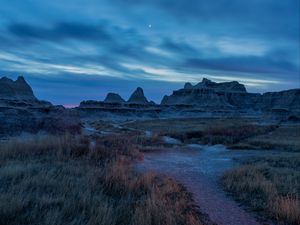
[83,123,273,225]
[137,146,274,225]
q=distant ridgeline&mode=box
[79,78,300,119]
[1,76,300,124]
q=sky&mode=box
[0,0,299,105]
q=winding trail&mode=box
[83,122,274,225]
[137,145,275,225]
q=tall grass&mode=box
[0,134,89,160]
[0,134,204,225]
[240,125,300,151]
[221,157,300,225]
[166,124,277,146]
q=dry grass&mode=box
[237,125,300,151]
[0,134,90,161]
[125,118,300,151]
[125,118,279,147]
[271,196,300,224]
[165,124,277,146]
[0,134,204,225]
[125,118,254,134]
[221,156,300,225]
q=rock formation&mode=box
[190,78,247,93]
[161,78,300,115]
[0,76,37,101]
[1,75,298,131]
[78,78,299,120]
[259,89,300,112]
[127,87,149,104]
[161,78,250,107]
[104,93,125,104]
[0,76,80,137]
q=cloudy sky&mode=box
[0,0,299,105]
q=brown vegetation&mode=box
[166,124,277,146]
[0,134,204,225]
[126,118,300,151]
[221,156,300,225]
[236,125,300,151]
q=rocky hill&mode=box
[0,76,37,101]
[259,89,300,112]
[184,78,247,93]
[104,93,125,104]
[1,76,299,127]
[161,78,300,114]
[0,76,80,137]
[127,87,149,104]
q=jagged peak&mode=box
[1,76,27,84]
[131,87,145,96]
[104,92,125,103]
[202,78,213,84]
[184,78,247,93]
[0,75,37,100]
[16,76,26,82]
[128,87,149,104]
[135,87,144,93]
[184,82,193,89]
[0,76,12,82]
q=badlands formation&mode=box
[1,76,299,136]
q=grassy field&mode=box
[124,118,254,134]
[125,118,300,224]
[221,156,300,225]
[6,118,297,225]
[234,124,300,151]
[124,118,300,151]
[0,134,206,225]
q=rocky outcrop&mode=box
[0,76,37,101]
[104,93,125,104]
[0,76,81,137]
[2,75,296,127]
[127,87,149,104]
[258,89,300,112]
[0,106,81,137]
[191,78,247,93]
[0,76,52,108]
[161,78,300,116]
[161,78,251,107]
[78,78,299,120]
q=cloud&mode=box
[9,22,112,42]
[184,56,298,77]
[160,38,198,56]
[0,0,298,104]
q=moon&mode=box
[148,24,152,28]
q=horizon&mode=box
[0,0,299,105]
[2,75,299,107]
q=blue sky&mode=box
[0,0,299,105]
